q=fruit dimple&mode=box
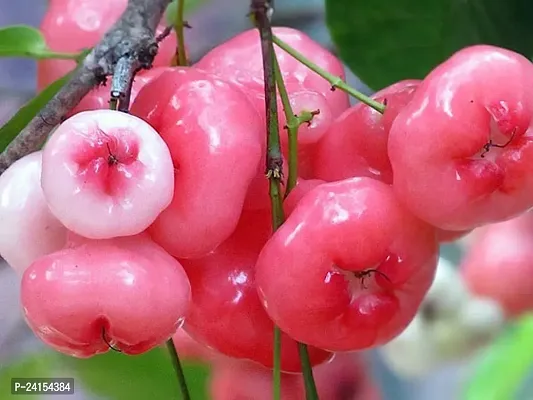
[72,129,142,198]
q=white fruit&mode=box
[0,152,67,274]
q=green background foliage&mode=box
[325,0,533,90]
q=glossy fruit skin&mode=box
[41,109,174,239]
[461,211,533,317]
[389,45,533,231]
[181,203,332,372]
[0,152,67,274]
[314,80,420,184]
[21,234,191,357]
[37,0,176,90]
[255,177,439,351]
[195,27,348,180]
[131,67,263,259]
[195,27,349,118]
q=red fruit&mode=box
[21,234,191,357]
[195,27,349,118]
[38,0,176,89]
[255,177,439,351]
[130,67,263,259]
[389,45,533,231]
[181,209,331,372]
[314,80,420,184]
[461,211,533,316]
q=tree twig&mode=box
[0,0,173,174]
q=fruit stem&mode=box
[173,0,189,66]
[273,325,282,400]
[165,339,191,400]
[249,2,286,400]
[272,35,386,114]
[298,342,319,400]
[251,3,320,400]
[273,56,317,198]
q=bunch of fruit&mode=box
[2,0,533,396]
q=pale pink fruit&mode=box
[0,152,67,274]
[41,109,174,239]
[21,234,191,357]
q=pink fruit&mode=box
[195,27,349,117]
[21,234,191,357]
[38,0,176,90]
[41,109,174,239]
[314,80,420,184]
[0,152,67,275]
[389,45,533,231]
[130,67,263,259]
[181,209,332,372]
[255,177,439,351]
[461,211,533,316]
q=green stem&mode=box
[251,0,318,400]
[250,2,287,399]
[272,326,282,400]
[298,342,319,400]
[272,35,385,114]
[273,56,317,198]
[273,56,298,196]
[174,0,189,66]
[166,339,191,400]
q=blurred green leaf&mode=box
[0,352,59,399]
[463,315,533,400]
[325,0,533,90]
[0,72,72,153]
[0,25,47,58]
[63,346,211,400]
[165,0,209,26]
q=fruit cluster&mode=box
[3,0,533,392]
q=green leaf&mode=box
[463,315,533,400]
[0,25,47,58]
[62,346,211,400]
[0,352,60,400]
[165,0,209,26]
[325,0,533,90]
[0,72,72,153]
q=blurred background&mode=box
[0,0,532,399]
